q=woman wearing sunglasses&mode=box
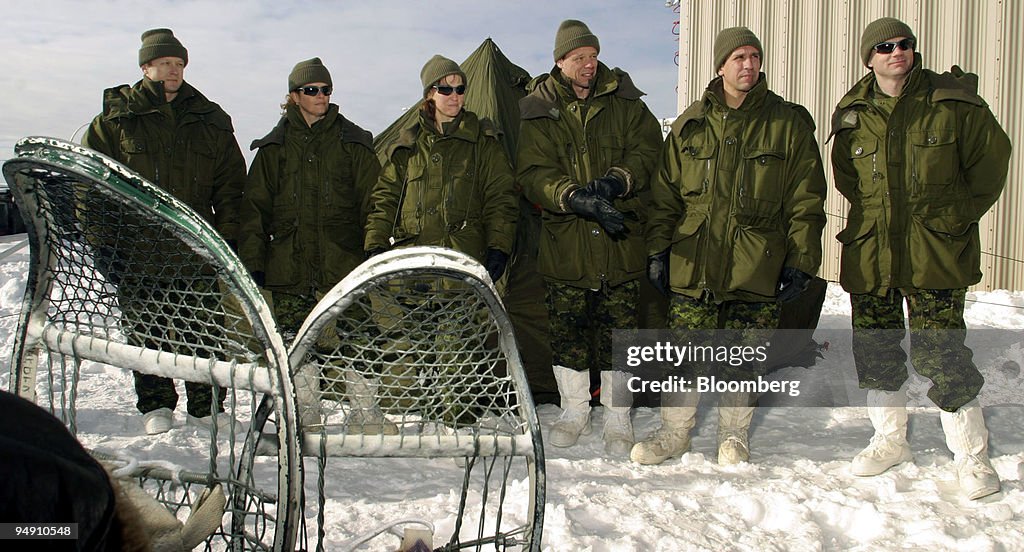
[240,57,387,430]
[364,55,518,285]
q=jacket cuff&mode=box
[559,184,582,213]
[606,166,633,197]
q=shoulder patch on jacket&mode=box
[100,85,133,120]
[385,126,419,158]
[338,116,374,150]
[478,117,504,140]
[783,102,817,132]
[827,108,858,143]
[250,117,288,150]
[610,67,645,100]
[930,66,987,106]
[670,101,705,135]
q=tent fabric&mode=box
[372,39,558,401]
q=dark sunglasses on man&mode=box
[433,84,466,96]
[296,85,332,97]
[873,38,915,55]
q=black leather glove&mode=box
[776,267,811,303]
[567,188,627,239]
[647,249,670,297]
[365,247,386,260]
[484,248,509,284]
[583,174,625,200]
[250,271,266,287]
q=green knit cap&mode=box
[138,28,188,67]
[713,27,762,72]
[553,19,600,62]
[288,57,332,91]
[860,17,916,67]
[420,55,467,97]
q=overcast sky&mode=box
[0,1,681,163]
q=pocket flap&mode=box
[915,214,974,236]
[849,139,877,159]
[836,216,875,244]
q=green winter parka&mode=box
[364,110,517,262]
[82,78,246,242]
[517,63,662,289]
[648,75,827,302]
[240,102,381,295]
[830,54,1012,295]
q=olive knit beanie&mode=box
[860,17,916,67]
[288,57,333,91]
[713,27,762,72]
[138,28,188,67]
[420,55,466,97]
[553,19,600,62]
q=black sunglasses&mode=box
[433,84,466,96]
[295,85,332,97]
[873,38,915,55]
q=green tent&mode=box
[372,38,558,403]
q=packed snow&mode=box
[2,232,1023,551]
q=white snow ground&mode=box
[2,232,1024,552]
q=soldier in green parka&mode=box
[364,55,517,276]
[831,18,1011,500]
[517,20,663,457]
[82,28,246,436]
[633,27,827,466]
[240,58,385,432]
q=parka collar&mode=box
[387,109,480,157]
[671,73,772,136]
[285,101,340,131]
[705,72,770,112]
[836,52,925,110]
[520,62,644,120]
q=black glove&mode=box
[776,267,811,303]
[647,249,670,297]
[250,271,266,287]
[365,247,386,260]
[583,174,625,200]
[567,188,627,239]
[484,248,509,284]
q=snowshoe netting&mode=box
[3,136,300,551]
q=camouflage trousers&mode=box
[545,280,639,373]
[851,288,984,412]
[667,294,780,382]
[121,277,226,417]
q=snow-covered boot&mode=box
[717,391,754,465]
[548,365,592,447]
[630,391,698,465]
[600,370,634,456]
[294,363,324,429]
[852,389,912,476]
[342,369,399,435]
[940,400,1000,500]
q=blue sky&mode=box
[0,1,680,162]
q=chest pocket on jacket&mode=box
[597,133,625,167]
[398,161,425,238]
[677,140,716,196]
[910,130,957,187]
[742,146,786,198]
[848,138,878,193]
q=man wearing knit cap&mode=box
[240,57,384,431]
[635,26,826,467]
[831,17,1011,500]
[517,19,662,457]
[83,28,247,436]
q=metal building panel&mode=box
[675,0,1023,291]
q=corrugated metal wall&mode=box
[675,0,1024,291]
